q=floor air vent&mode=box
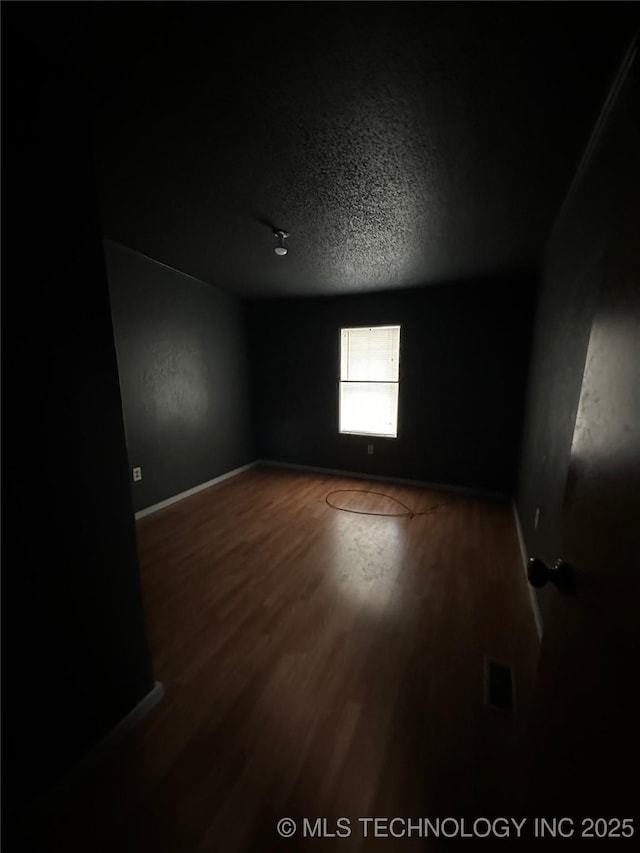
[484,658,514,712]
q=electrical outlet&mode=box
[367,443,374,455]
[133,467,142,482]
[534,507,540,529]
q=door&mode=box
[523,49,639,832]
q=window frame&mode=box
[338,324,401,439]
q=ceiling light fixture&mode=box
[273,229,289,256]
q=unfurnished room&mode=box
[2,1,639,851]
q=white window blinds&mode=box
[339,325,400,437]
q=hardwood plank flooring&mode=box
[23,466,540,852]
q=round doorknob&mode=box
[528,557,574,591]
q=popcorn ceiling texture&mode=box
[79,2,632,297]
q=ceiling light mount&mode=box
[273,229,289,256]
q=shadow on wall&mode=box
[104,240,254,514]
[248,271,539,496]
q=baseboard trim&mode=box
[512,499,543,641]
[27,681,164,814]
[135,462,257,519]
[90,680,165,763]
[257,459,509,502]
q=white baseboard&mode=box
[257,458,509,502]
[135,462,257,519]
[512,499,543,641]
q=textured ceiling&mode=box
[61,2,636,297]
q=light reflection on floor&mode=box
[328,509,407,614]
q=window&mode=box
[339,325,401,437]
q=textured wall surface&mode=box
[516,43,640,623]
[248,276,536,494]
[105,241,253,512]
[517,57,640,819]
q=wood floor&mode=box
[25,465,540,852]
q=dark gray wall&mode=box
[105,242,253,512]
[517,53,640,821]
[516,42,639,626]
[248,277,536,494]
[2,7,155,828]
